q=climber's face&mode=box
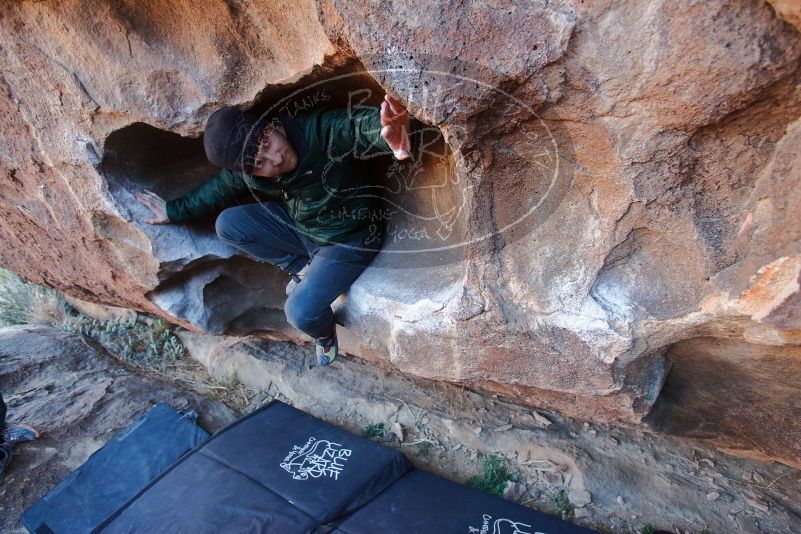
[249,125,298,178]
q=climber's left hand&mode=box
[380,93,411,160]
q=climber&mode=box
[136,93,420,366]
[0,393,41,485]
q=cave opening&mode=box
[101,123,291,337]
[100,60,466,338]
[644,336,801,467]
[249,59,467,302]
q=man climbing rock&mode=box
[137,94,420,366]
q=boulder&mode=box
[0,1,799,463]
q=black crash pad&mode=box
[22,403,209,534]
[97,401,412,533]
[335,469,598,534]
[97,452,322,533]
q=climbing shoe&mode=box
[2,422,40,446]
[315,330,338,366]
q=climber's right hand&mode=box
[134,189,170,224]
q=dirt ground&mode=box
[2,324,800,533]
[0,325,237,533]
[179,330,801,534]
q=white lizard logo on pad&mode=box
[280,437,352,481]
[469,513,547,534]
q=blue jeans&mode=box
[215,202,380,339]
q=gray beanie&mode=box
[203,106,264,172]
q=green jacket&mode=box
[166,106,421,246]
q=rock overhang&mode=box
[1,0,800,466]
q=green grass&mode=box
[0,268,185,371]
[554,489,574,515]
[362,423,385,439]
[61,315,184,370]
[642,524,656,534]
[467,455,515,497]
[0,268,68,327]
